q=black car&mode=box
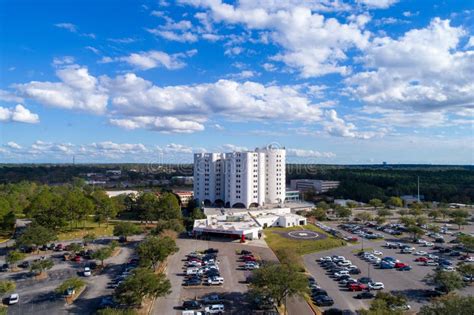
[358,277,372,284]
[435,238,445,243]
[0,264,9,272]
[355,292,375,299]
[183,278,201,286]
[182,300,201,310]
[349,268,361,275]
[450,251,461,257]
[239,250,252,255]
[204,248,219,254]
[18,261,30,269]
[311,289,328,297]
[314,295,334,307]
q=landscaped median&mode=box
[264,224,346,258]
[55,277,86,304]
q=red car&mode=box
[415,257,428,262]
[73,255,81,262]
[188,257,202,262]
[243,256,256,262]
[349,283,367,291]
[394,262,407,268]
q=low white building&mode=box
[192,207,307,240]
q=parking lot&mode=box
[153,237,313,315]
[304,224,474,313]
[1,238,137,315]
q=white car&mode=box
[8,293,19,305]
[425,260,439,266]
[244,262,259,270]
[424,242,434,247]
[372,250,383,256]
[372,257,382,265]
[333,256,345,262]
[465,257,474,262]
[417,239,427,245]
[368,282,384,290]
[204,304,225,314]
[338,260,352,267]
[414,251,427,256]
[207,276,224,285]
[83,267,91,277]
[319,256,332,262]
[390,304,411,311]
[334,270,349,277]
[428,254,439,260]
[441,266,456,272]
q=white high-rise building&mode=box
[194,146,286,208]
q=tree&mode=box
[346,201,358,209]
[457,263,474,282]
[440,208,451,220]
[0,280,16,295]
[427,270,464,293]
[416,216,428,226]
[358,292,407,315]
[92,247,113,267]
[55,277,85,294]
[0,211,16,232]
[309,208,327,221]
[419,294,474,315]
[386,197,403,208]
[427,224,441,233]
[113,222,142,240]
[157,193,182,221]
[457,235,474,253]
[369,198,383,209]
[83,233,96,246]
[6,250,26,268]
[316,201,330,211]
[97,309,137,315]
[152,219,185,235]
[68,243,83,255]
[16,224,56,250]
[377,208,391,217]
[428,210,441,221]
[137,236,178,271]
[398,209,409,216]
[92,190,119,227]
[135,192,159,224]
[334,206,351,219]
[250,263,308,309]
[114,268,171,306]
[407,225,425,242]
[355,211,373,223]
[375,216,386,225]
[25,188,68,230]
[30,259,54,276]
[452,216,467,230]
[450,209,469,230]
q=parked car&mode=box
[398,265,412,271]
[394,262,408,269]
[204,304,224,314]
[204,248,219,254]
[183,278,201,286]
[202,294,224,305]
[239,250,252,255]
[183,300,202,310]
[83,267,91,277]
[8,293,19,305]
[415,257,429,262]
[368,282,384,290]
[207,276,224,285]
[313,295,334,306]
[424,260,439,266]
[349,283,367,291]
[355,292,375,299]
[18,261,30,269]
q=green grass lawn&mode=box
[57,221,116,241]
[264,224,346,257]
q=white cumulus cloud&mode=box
[0,104,39,124]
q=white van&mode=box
[182,311,203,315]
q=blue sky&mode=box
[0,0,473,164]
